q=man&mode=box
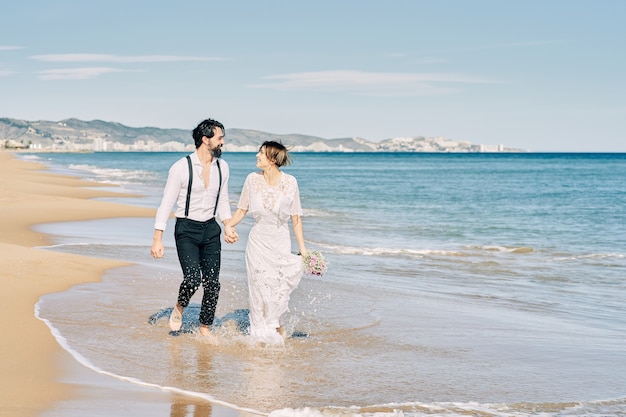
[151,118,237,343]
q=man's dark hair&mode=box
[192,119,225,149]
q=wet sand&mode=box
[0,151,235,417]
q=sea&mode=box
[19,151,626,417]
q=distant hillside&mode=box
[0,117,523,152]
[0,117,189,148]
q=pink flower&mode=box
[302,250,328,277]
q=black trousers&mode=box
[174,217,221,326]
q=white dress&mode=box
[237,172,305,345]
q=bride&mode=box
[225,141,308,345]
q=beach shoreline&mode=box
[0,151,234,417]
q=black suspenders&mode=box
[184,156,193,217]
[184,155,222,218]
[214,159,222,216]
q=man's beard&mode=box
[211,145,222,159]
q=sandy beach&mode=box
[0,151,172,416]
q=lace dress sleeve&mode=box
[287,175,303,216]
[237,173,253,210]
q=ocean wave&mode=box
[270,398,626,417]
[477,246,626,262]
[477,245,535,254]
[310,241,462,258]
[68,163,158,185]
[554,252,625,261]
[302,207,335,217]
[37,242,145,249]
[18,154,43,161]
[310,242,541,259]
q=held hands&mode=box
[224,224,239,244]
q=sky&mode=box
[1,1,625,152]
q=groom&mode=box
[151,118,238,343]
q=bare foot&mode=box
[169,304,183,331]
[277,325,287,340]
[199,325,220,345]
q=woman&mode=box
[225,141,307,345]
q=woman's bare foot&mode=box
[199,325,220,345]
[277,325,287,340]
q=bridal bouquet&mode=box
[302,250,328,277]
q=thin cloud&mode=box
[387,53,446,65]
[509,40,563,47]
[249,70,498,96]
[31,54,226,63]
[413,56,447,65]
[463,39,563,51]
[0,46,23,51]
[0,70,16,77]
[36,67,129,80]
[388,52,411,58]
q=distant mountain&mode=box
[0,117,523,152]
[0,117,189,149]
